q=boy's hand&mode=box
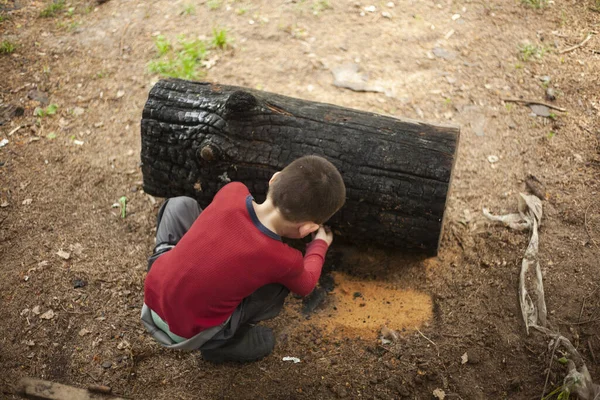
[313,225,333,246]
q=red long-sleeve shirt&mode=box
[144,182,328,339]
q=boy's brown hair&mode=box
[269,155,346,224]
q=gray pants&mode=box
[147,196,289,349]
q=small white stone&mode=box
[364,5,376,12]
[386,2,395,7]
[451,13,461,20]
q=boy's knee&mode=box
[166,196,201,212]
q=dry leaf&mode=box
[40,309,55,320]
[56,250,71,260]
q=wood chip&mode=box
[56,250,71,260]
[39,310,55,320]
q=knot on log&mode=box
[225,91,258,112]
[198,144,219,162]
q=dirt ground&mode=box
[1,0,599,399]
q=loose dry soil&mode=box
[1,0,599,399]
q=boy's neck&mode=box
[252,198,288,237]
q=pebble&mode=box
[432,47,457,60]
[102,361,112,369]
[73,278,87,288]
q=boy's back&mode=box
[144,182,327,339]
[142,155,345,362]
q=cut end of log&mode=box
[225,91,258,112]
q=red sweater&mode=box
[144,182,328,339]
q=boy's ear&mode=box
[298,222,320,238]
[268,171,281,186]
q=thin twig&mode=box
[585,202,599,248]
[502,98,567,112]
[541,339,560,400]
[7,125,22,136]
[579,297,588,324]
[119,21,132,57]
[559,34,593,54]
[415,327,439,356]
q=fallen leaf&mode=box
[69,243,84,256]
[40,309,55,320]
[78,328,91,337]
[32,305,41,315]
[117,340,130,350]
[72,107,85,116]
[433,388,446,400]
[56,250,71,260]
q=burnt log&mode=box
[141,79,460,255]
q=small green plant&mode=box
[148,35,208,80]
[47,132,57,139]
[547,131,556,139]
[211,28,230,49]
[0,13,9,23]
[66,7,75,17]
[40,0,66,18]
[0,40,16,54]
[235,7,248,15]
[182,4,196,15]
[518,43,546,62]
[34,104,59,117]
[505,103,514,112]
[207,0,222,10]
[311,0,331,15]
[521,0,547,8]
[95,70,110,79]
[154,35,172,56]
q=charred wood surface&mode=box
[141,79,460,254]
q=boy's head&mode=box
[268,155,346,238]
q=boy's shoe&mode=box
[201,326,275,364]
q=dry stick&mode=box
[7,126,22,136]
[585,202,599,248]
[119,21,132,57]
[579,297,588,324]
[559,34,593,54]
[541,339,560,400]
[502,98,567,112]
[415,327,439,356]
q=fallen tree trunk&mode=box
[141,79,460,255]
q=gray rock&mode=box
[529,104,551,117]
[432,47,457,60]
[27,90,49,105]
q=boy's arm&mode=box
[279,227,334,296]
[279,239,329,296]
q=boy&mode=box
[141,155,346,363]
